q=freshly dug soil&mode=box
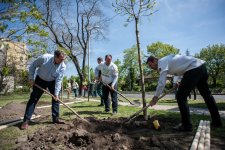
[15,117,195,150]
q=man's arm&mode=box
[54,65,66,97]
[111,65,119,89]
[28,56,44,86]
[150,71,167,106]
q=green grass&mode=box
[0,93,53,107]
[0,101,224,149]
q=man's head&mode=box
[146,56,158,70]
[97,57,103,64]
[54,50,66,64]
[105,54,112,65]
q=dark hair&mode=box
[97,57,103,61]
[54,50,65,58]
[146,56,157,64]
[105,54,112,60]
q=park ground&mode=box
[0,93,225,149]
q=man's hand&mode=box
[29,80,34,87]
[150,96,158,106]
[111,85,115,91]
[53,95,59,101]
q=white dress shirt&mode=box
[96,62,118,87]
[155,54,205,97]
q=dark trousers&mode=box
[176,64,221,127]
[97,82,104,105]
[73,89,78,97]
[23,76,60,122]
[102,83,118,112]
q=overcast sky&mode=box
[65,0,225,77]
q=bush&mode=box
[14,86,30,94]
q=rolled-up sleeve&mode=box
[54,65,66,96]
[154,71,167,97]
[28,56,44,80]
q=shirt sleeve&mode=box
[54,65,66,96]
[154,70,167,97]
[28,56,44,80]
[94,64,102,78]
[112,65,119,87]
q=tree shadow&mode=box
[63,111,109,116]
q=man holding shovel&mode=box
[95,54,119,114]
[21,50,66,130]
[147,54,222,132]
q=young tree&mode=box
[113,0,157,119]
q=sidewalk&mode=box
[75,97,225,119]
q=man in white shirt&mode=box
[147,54,222,132]
[95,54,119,114]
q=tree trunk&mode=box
[134,17,147,120]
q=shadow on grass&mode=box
[71,105,102,108]
[63,111,109,116]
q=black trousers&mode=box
[23,76,60,122]
[102,83,118,112]
[176,64,221,127]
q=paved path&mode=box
[121,94,225,101]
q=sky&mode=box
[65,0,225,77]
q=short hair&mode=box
[105,54,112,60]
[146,56,157,64]
[54,50,65,58]
[97,57,103,62]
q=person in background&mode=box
[66,80,71,99]
[21,50,66,130]
[94,57,104,106]
[96,54,118,114]
[147,54,222,132]
[72,80,79,98]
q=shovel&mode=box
[123,87,175,124]
[34,84,89,123]
[101,82,140,106]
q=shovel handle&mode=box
[123,87,175,123]
[101,82,135,105]
[34,83,87,122]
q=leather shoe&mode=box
[53,119,65,124]
[173,124,193,132]
[21,121,29,130]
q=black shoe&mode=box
[112,111,117,115]
[53,119,65,124]
[173,124,193,132]
[211,121,222,128]
[104,110,110,113]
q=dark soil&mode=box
[14,117,195,150]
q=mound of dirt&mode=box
[15,117,194,150]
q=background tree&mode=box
[121,45,144,91]
[1,0,109,95]
[196,44,225,88]
[147,41,179,58]
[113,0,157,119]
